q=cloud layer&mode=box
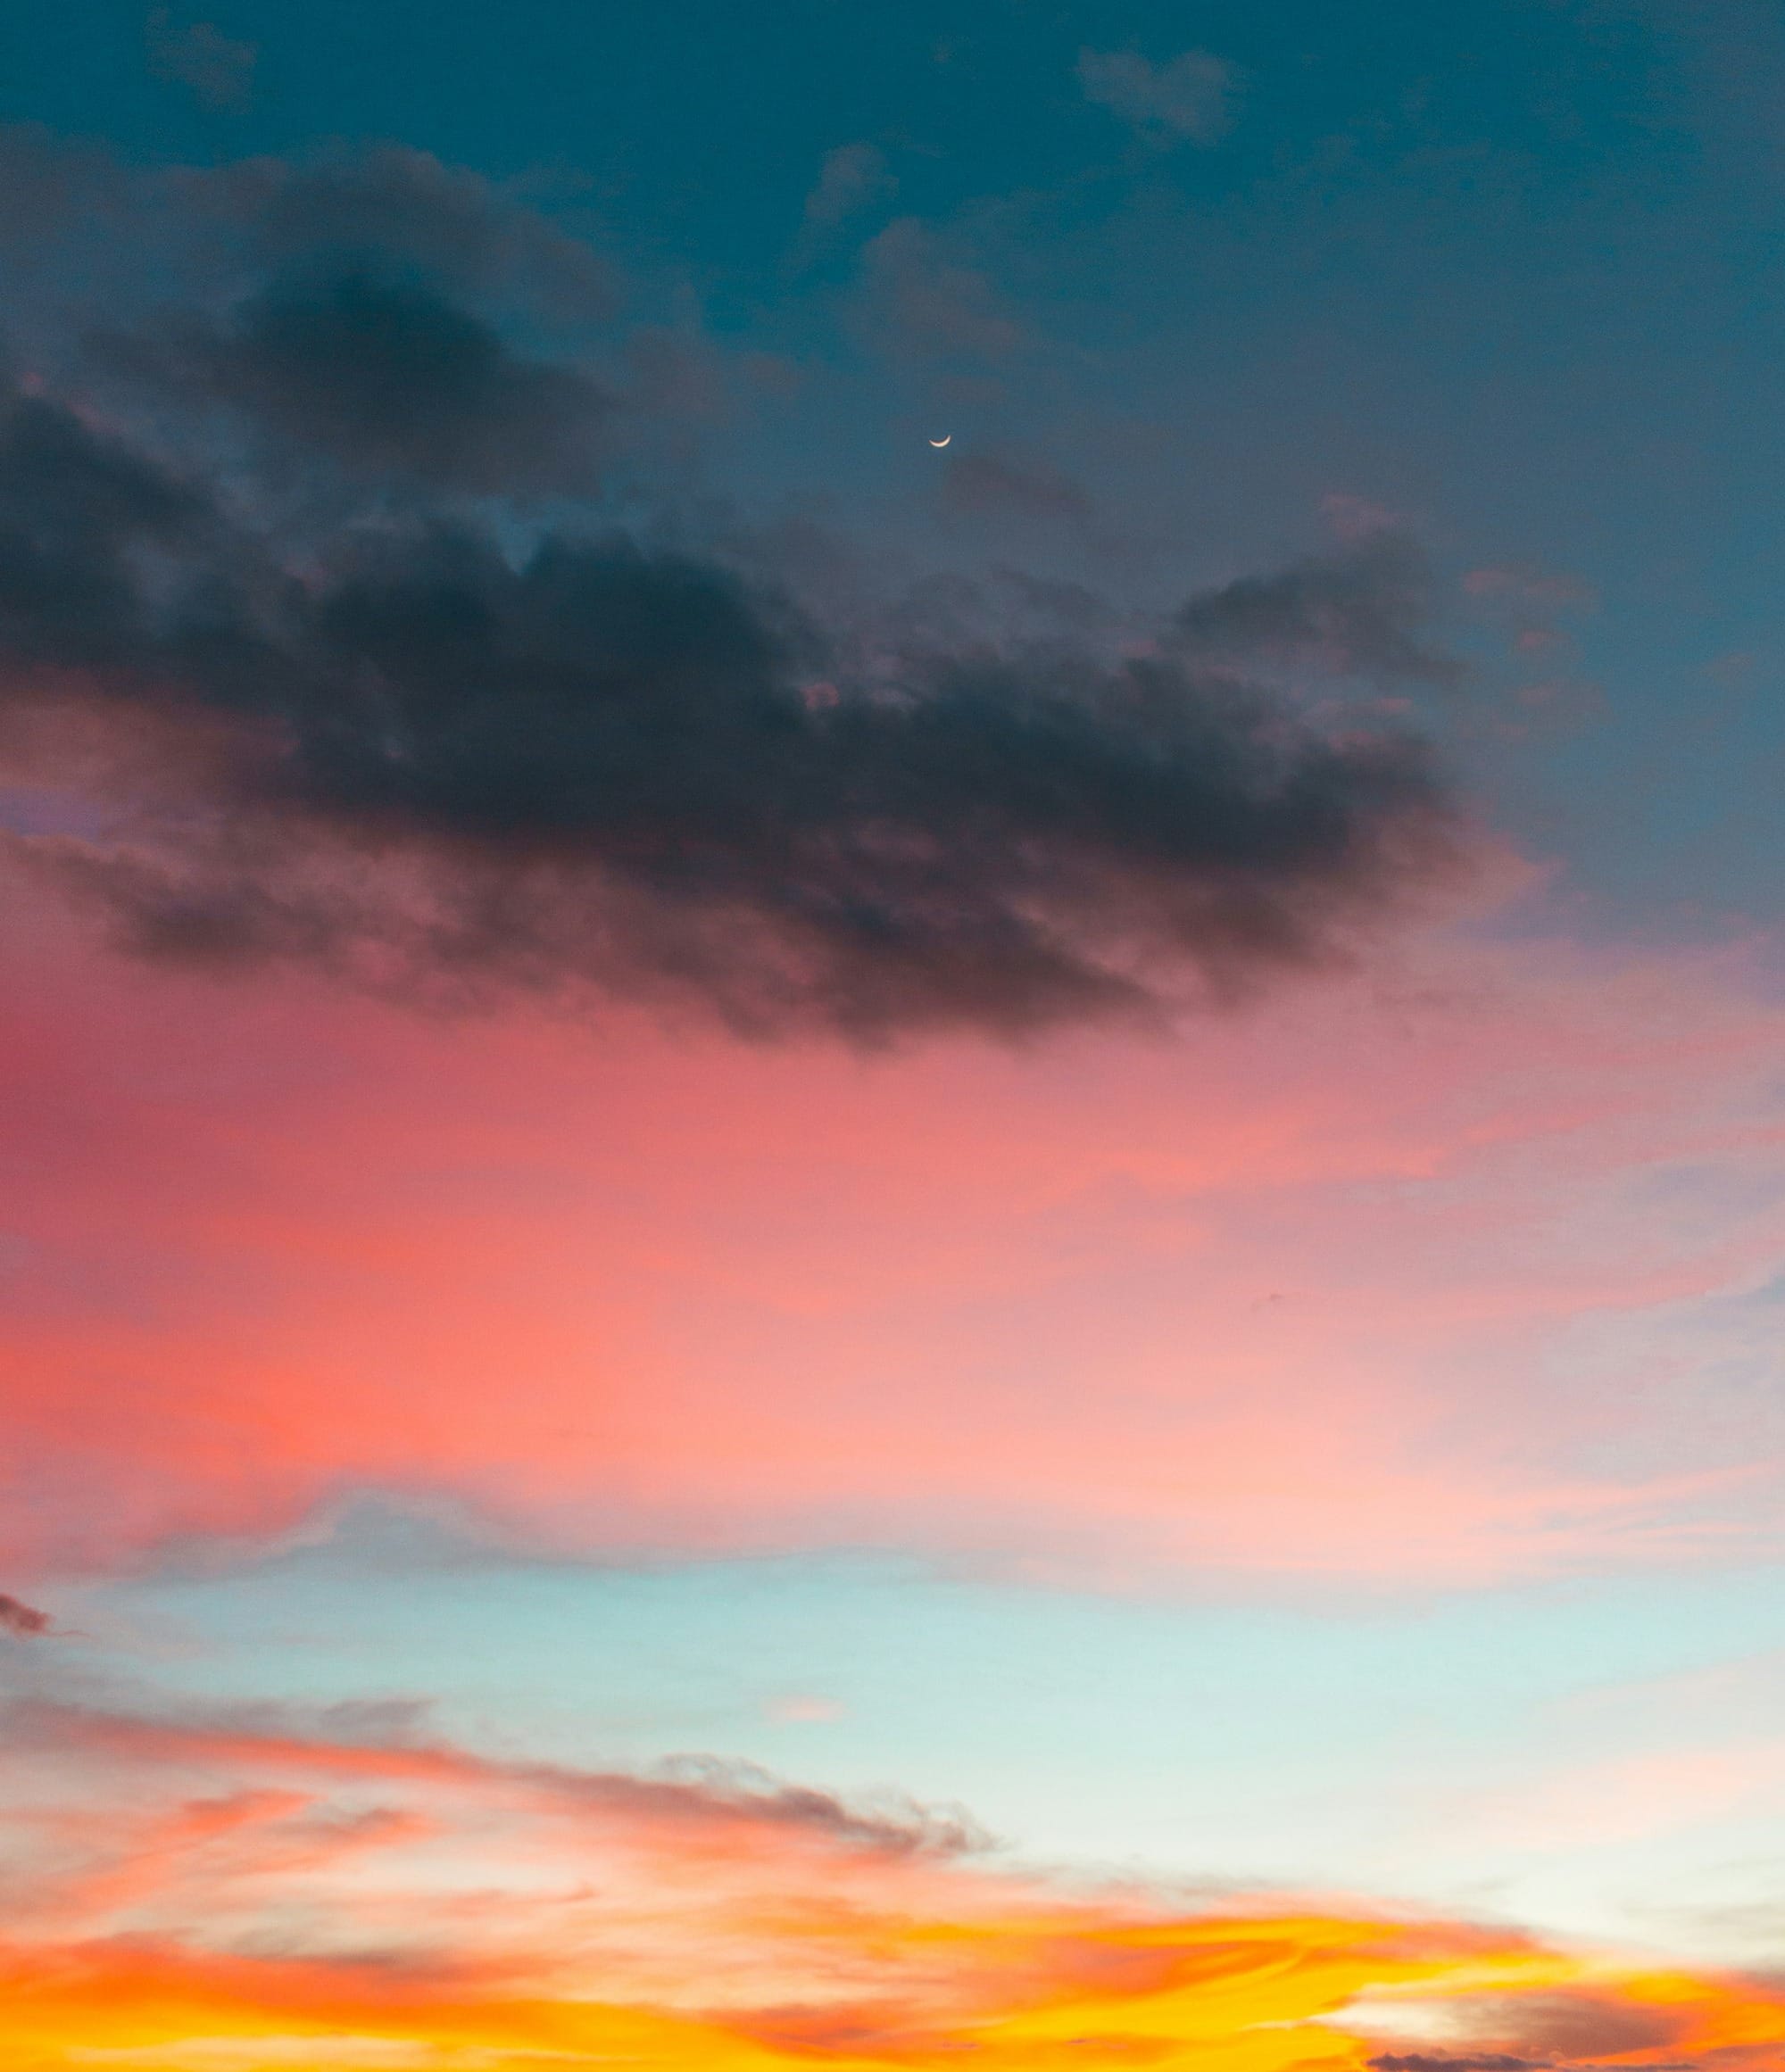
[5,882,1785,1589]
[1,1692,1781,2072]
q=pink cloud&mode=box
[5,871,1785,1590]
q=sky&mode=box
[5,3,1785,2068]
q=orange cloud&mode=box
[2,1699,1783,2072]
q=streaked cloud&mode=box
[4,1695,1785,2072]
[4,897,1785,1589]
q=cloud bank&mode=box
[0,136,1464,1044]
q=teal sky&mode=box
[6,6,1785,2062]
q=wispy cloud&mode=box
[1078,48,1239,149]
[146,7,258,111]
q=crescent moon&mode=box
[928,435,951,448]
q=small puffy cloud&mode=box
[856,219,1025,363]
[1078,47,1238,148]
[1322,491,1402,543]
[1369,2058,1544,2071]
[214,144,616,320]
[120,269,616,493]
[0,1594,52,1637]
[1353,1988,1690,2072]
[146,8,258,110]
[1175,530,1465,689]
[1462,564,1597,611]
[802,143,895,233]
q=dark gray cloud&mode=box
[939,448,1092,523]
[1371,2060,1705,2072]
[50,137,620,497]
[1366,1989,1698,2072]
[198,144,616,321]
[1175,531,1466,689]
[1370,2056,1548,2071]
[1489,1994,1686,2062]
[107,270,614,493]
[0,383,210,672]
[0,142,1467,1046]
[0,132,615,379]
[0,369,1459,1040]
[0,1595,52,1637]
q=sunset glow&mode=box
[6,7,1785,2069]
